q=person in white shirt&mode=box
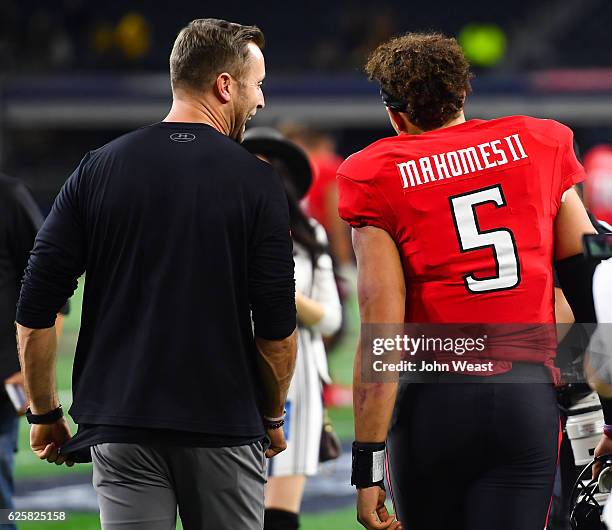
[243,128,343,530]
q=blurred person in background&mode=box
[0,172,68,527]
[282,125,355,351]
[243,127,342,530]
[15,18,297,530]
[583,145,612,228]
[281,125,355,290]
[0,173,43,527]
[548,143,612,530]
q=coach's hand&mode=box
[357,485,401,530]
[30,418,74,467]
[593,434,612,479]
[265,426,287,458]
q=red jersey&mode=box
[338,117,585,377]
[304,153,344,231]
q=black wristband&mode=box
[26,405,63,425]
[351,441,386,489]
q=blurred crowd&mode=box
[3,0,612,74]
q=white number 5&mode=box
[449,184,520,293]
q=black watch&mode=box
[25,405,63,425]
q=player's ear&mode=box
[386,108,408,134]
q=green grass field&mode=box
[14,279,364,529]
[14,506,365,530]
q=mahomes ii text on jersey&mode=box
[397,134,529,189]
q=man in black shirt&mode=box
[16,18,297,530]
[0,175,43,525]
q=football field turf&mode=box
[14,508,364,529]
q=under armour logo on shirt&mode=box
[170,133,196,143]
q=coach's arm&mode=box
[16,157,89,467]
[254,332,297,458]
[249,169,298,458]
[353,226,404,530]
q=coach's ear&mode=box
[214,72,233,103]
[386,108,410,135]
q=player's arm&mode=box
[352,225,404,530]
[554,187,597,321]
[353,226,405,440]
[325,184,355,270]
[554,187,596,261]
[554,287,574,342]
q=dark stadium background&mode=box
[2,1,612,528]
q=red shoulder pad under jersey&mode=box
[336,141,394,233]
[523,117,585,195]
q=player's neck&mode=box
[439,112,466,130]
[401,112,467,136]
[164,92,230,136]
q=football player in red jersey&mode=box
[339,33,602,530]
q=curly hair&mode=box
[365,32,473,131]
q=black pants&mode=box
[387,365,560,530]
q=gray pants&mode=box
[91,442,266,530]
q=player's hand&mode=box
[265,426,287,458]
[593,434,612,479]
[30,418,74,467]
[4,371,27,415]
[356,485,402,530]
